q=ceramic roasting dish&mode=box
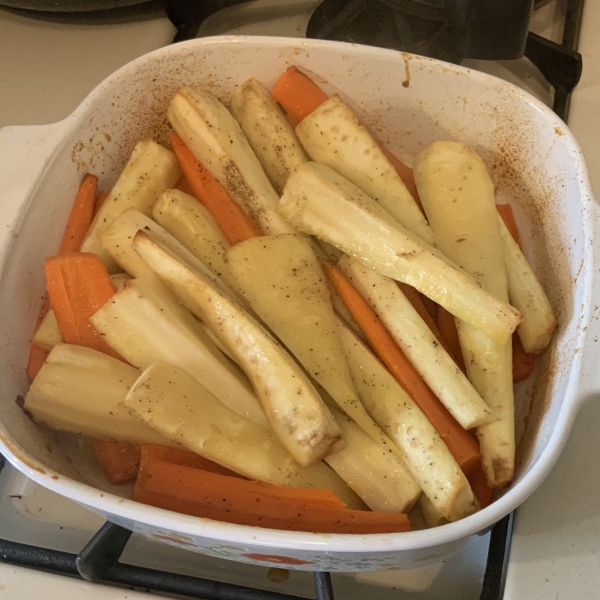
[0,36,598,572]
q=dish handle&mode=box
[0,120,69,257]
[574,196,600,406]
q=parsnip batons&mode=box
[497,215,557,354]
[100,207,236,299]
[90,275,269,430]
[168,87,294,235]
[278,162,521,344]
[230,78,308,194]
[132,230,342,467]
[226,234,393,446]
[296,94,433,244]
[32,310,62,351]
[24,344,172,446]
[414,141,515,488]
[325,409,421,513]
[339,256,494,430]
[81,140,180,272]
[337,323,477,522]
[125,362,318,485]
[153,189,230,279]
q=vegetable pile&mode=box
[24,66,557,533]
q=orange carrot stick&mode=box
[379,146,423,206]
[140,445,243,478]
[496,204,521,247]
[93,440,141,484]
[28,176,100,378]
[437,306,467,374]
[94,190,110,216]
[397,282,460,363]
[321,261,480,474]
[59,174,97,254]
[135,461,410,534]
[26,344,50,380]
[170,134,263,245]
[139,459,345,509]
[271,66,329,127]
[497,204,535,382]
[512,331,535,382]
[44,252,121,359]
[468,462,494,509]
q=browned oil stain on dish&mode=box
[555,126,565,136]
[402,54,412,88]
[267,567,290,583]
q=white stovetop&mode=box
[1,1,600,598]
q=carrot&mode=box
[379,146,423,208]
[44,252,121,359]
[26,344,50,379]
[397,282,460,364]
[496,203,521,247]
[468,462,494,509]
[27,176,100,379]
[321,261,480,474]
[134,461,410,534]
[140,445,243,478]
[170,134,263,246]
[419,293,439,322]
[271,66,329,127]
[59,174,97,254]
[94,190,110,216]
[174,175,195,196]
[512,332,535,382]
[437,306,467,374]
[497,204,535,382]
[93,440,141,485]
[26,294,52,379]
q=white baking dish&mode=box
[0,36,598,572]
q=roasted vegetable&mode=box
[296,94,433,244]
[24,344,172,446]
[414,141,515,488]
[278,161,522,344]
[168,87,294,235]
[81,140,180,271]
[132,229,343,467]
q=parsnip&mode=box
[168,87,294,235]
[418,495,449,529]
[325,408,421,513]
[226,234,392,447]
[81,140,180,272]
[337,321,477,521]
[296,94,434,244]
[124,361,359,507]
[32,310,62,351]
[230,78,308,194]
[153,189,230,279]
[32,273,130,352]
[498,215,557,354]
[414,140,515,488]
[99,207,235,300]
[278,162,521,344]
[339,256,494,429]
[89,275,268,430]
[132,230,342,467]
[24,344,173,446]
